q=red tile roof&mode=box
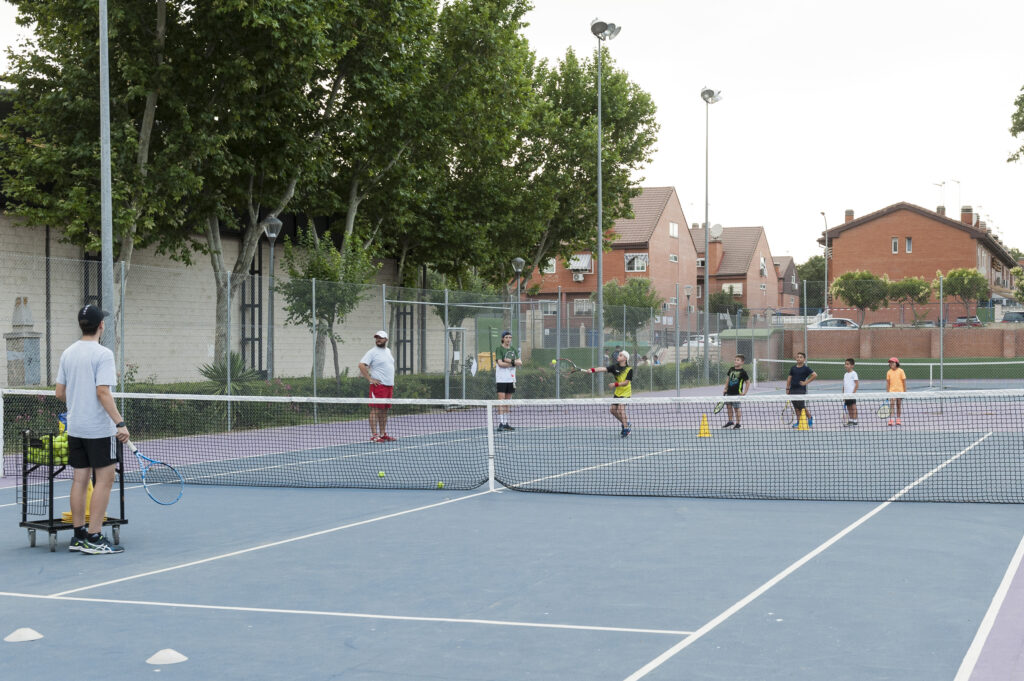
[611,187,675,247]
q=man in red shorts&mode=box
[358,330,396,442]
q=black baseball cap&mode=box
[78,304,109,326]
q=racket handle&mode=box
[126,440,138,454]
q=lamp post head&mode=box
[262,215,283,242]
[684,284,693,296]
[590,19,621,40]
[511,257,525,274]
[701,88,722,104]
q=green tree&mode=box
[934,268,990,317]
[888,276,932,323]
[1011,267,1024,303]
[600,279,664,356]
[795,255,825,312]
[707,289,743,315]
[829,271,889,325]
[426,270,501,373]
[277,227,380,387]
[1010,84,1024,163]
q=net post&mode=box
[0,390,5,478]
[486,404,496,491]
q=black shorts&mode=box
[725,400,740,408]
[68,435,119,469]
[496,382,516,395]
[791,399,806,411]
[844,399,857,407]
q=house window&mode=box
[573,298,594,315]
[760,283,767,291]
[791,273,796,286]
[540,259,555,274]
[723,283,743,295]
[759,255,767,277]
[625,253,649,272]
[669,254,678,263]
[905,237,912,254]
[669,221,679,238]
[892,237,899,254]
[568,253,593,274]
[541,301,558,316]
[667,296,678,307]
[697,285,703,299]
[696,257,706,268]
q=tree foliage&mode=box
[829,270,889,325]
[1011,267,1024,303]
[934,268,989,316]
[707,290,743,315]
[601,279,664,354]
[1009,85,1024,163]
[795,255,825,311]
[888,276,932,323]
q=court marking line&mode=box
[49,489,495,597]
[0,591,692,635]
[622,432,994,681]
[953,526,1024,680]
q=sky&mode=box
[1,1,1022,264]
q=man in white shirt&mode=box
[358,330,396,442]
[843,357,859,426]
[494,330,522,431]
[55,305,130,554]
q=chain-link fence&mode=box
[3,258,1022,398]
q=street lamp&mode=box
[684,284,693,361]
[821,211,829,317]
[263,215,283,379]
[511,257,526,353]
[592,18,620,391]
[701,87,721,381]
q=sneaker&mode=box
[721,421,734,429]
[504,424,515,431]
[895,418,902,426]
[80,535,124,555]
[380,434,396,441]
[621,423,631,438]
[808,416,814,427]
[888,419,895,426]
[370,434,383,442]
[791,422,799,429]
[68,536,88,553]
[849,420,858,426]
[732,423,741,429]
[496,423,509,432]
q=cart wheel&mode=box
[28,528,36,547]
[112,526,120,545]
[48,532,57,552]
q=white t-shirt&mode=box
[56,340,118,438]
[359,346,395,386]
[494,345,518,384]
[843,370,859,394]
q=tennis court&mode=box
[3,390,1024,679]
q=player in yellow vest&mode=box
[589,350,634,437]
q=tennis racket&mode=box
[713,401,725,414]
[876,402,891,419]
[780,402,795,425]
[557,358,581,374]
[128,440,184,505]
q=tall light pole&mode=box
[821,211,828,317]
[684,284,693,361]
[511,257,525,354]
[701,87,721,381]
[263,216,282,379]
[591,18,621,389]
[98,0,115,351]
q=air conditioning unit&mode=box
[572,273,585,282]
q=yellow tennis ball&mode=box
[437,481,445,489]
[378,471,386,478]
[551,359,557,366]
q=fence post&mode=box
[444,288,450,401]
[312,278,317,419]
[803,279,808,357]
[226,271,232,431]
[939,276,944,388]
[381,283,387,332]
[118,260,125,403]
[675,283,680,396]
[556,286,562,399]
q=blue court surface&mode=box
[3,479,1024,680]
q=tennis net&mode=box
[753,358,1024,390]
[3,389,1023,502]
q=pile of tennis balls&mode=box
[26,433,69,465]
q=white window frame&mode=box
[759,255,767,277]
[697,285,703,299]
[669,254,678,263]
[905,237,912,254]
[669,221,679,238]
[573,298,594,315]
[625,253,649,273]
[892,237,899,254]
[696,257,706,269]
[760,283,767,291]
[540,258,556,274]
[541,301,558,316]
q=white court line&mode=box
[50,489,495,597]
[953,527,1024,680]
[0,591,692,636]
[622,432,994,681]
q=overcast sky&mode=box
[3,1,1023,263]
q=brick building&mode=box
[820,203,1018,307]
[524,186,698,338]
[690,225,780,313]
[774,255,798,310]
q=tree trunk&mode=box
[313,330,328,380]
[331,335,342,390]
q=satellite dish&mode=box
[709,224,724,239]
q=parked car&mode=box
[912,320,938,328]
[953,316,984,327]
[807,318,860,329]
[1001,311,1024,323]
[865,321,894,328]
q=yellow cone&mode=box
[698,414,711,438]
[797,408,810,431]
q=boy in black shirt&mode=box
[722,354,750,429]
[786,352,817,428]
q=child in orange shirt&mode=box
[886,356,907,426]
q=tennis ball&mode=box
[378,471,386,478]
[437,481,445,489]
[551,359,557,367]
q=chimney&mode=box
[936,205,946,216]
[961,205,973,225]
[708,238,724,276]
[844,209,854,223]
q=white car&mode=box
[807,318,860,330]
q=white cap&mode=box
[374,330,388,340]
[618,350,630,362]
